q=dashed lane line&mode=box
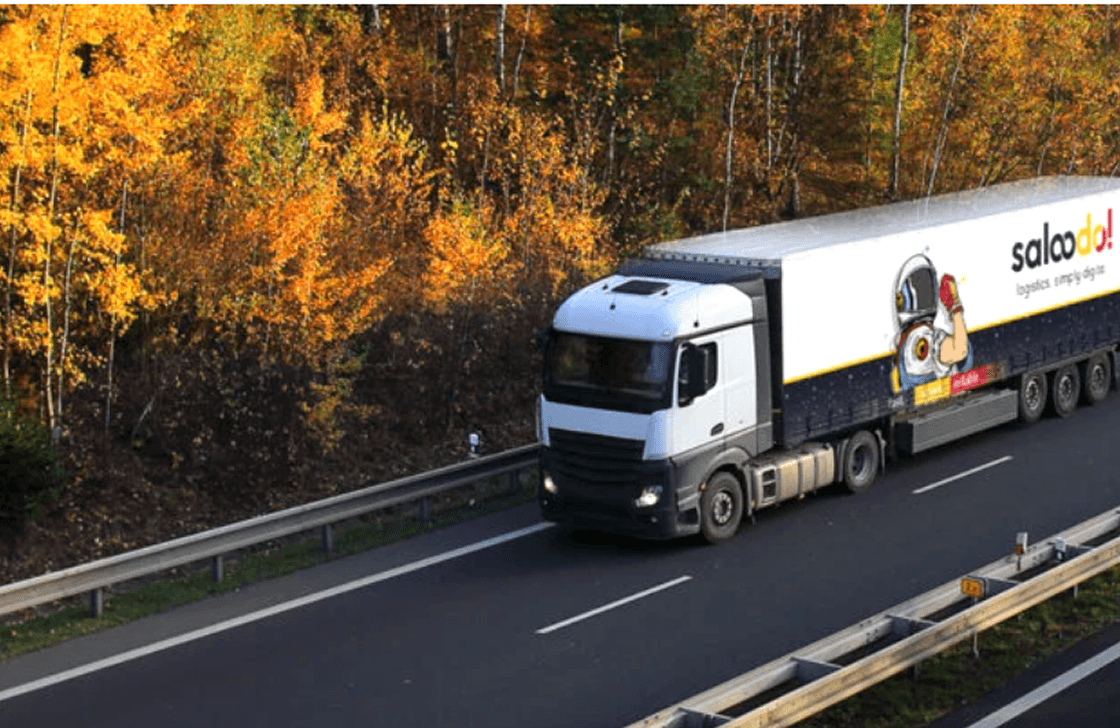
[913,456,1014,495]
[536,575,693,635]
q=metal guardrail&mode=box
[0,443,541,619]
[628,506,1120,728]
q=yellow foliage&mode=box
[423,199,510,313]
[0,4,1116,433]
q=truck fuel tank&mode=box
[749,443,836,507]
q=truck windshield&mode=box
[545,333,672,413]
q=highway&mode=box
[3,393,1120,727]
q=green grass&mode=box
[798,566,1120,727]
[0,474,537,662]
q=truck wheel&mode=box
[1051,364,1079,418]
[1082,353,1111,405]
[700,472,743,544]
[1018,370,1047,424]
[842,430,879,494]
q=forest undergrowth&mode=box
[0,307,543,590]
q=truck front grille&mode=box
[547,428,644,485]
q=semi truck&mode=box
[537,176,1120,543]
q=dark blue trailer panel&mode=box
[778,289,1120,447]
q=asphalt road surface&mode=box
[4,393,1120,728]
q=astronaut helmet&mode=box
[894,254,938,328]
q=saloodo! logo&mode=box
[1011,209,1114,272]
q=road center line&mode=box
[536,575,693,635]
[966,639,1120,728]
[0,521,555,704]
[912,456,1013,495]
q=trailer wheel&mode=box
[1018,370,1047,424]
[842,430,879,494]
[1082,353,1111,405]
[1051,364,1079,418]
[700,472,743,544]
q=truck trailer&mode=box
[537,176,1120,543]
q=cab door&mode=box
[671,335,726,457]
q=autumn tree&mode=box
[0,5,176,432]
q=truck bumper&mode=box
[539,495,689,539]
[537,448,700,540]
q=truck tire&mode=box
[1018,370,1047,424]
[1051,364,1079,418]
[1082,353,1111,405]
[842,430,879,494]
[700,471,743,544]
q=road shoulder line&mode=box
[966,638,1120,728]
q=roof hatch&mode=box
[612,279,670,295]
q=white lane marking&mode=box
[0,522,555,704]
[536,575,692,635]
[912,456,1013,495]
[966,639,1120,728]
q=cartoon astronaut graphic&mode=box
[891,254,973,394]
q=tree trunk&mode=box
[511,7,531,100]
[3,91,32,400]
[724,43,751,231]
[889,4,910,199]
[440,6,457,98]
[765,15,774,170]
[106,178,129,433]
[438,6,458,184]
[927,6,977,198]
[494,5,506,94]
[606,7,623,187]
[782,19,805,219]
[362,5,381,35]
[44,6,69,435]
[57,225,77,426]
[1035,78,1062,177]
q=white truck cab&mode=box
[538,260,775,541]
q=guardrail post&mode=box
[419,496,430,524]
[507,470,520,496]
[211,555,224,582]
[321,524,334,553]
[89,588,104,618]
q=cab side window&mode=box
[678,342,717,406]
[699,343,717,388]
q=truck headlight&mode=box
[542,471,559,495]
[634,485,663,508]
